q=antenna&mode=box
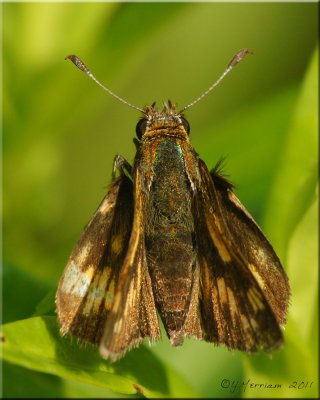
[178,48,253,114]
[65,54,145,113]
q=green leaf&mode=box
[1,316,197,398]
[2,362,63,398]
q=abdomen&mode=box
[144,140,195,338]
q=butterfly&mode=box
[56,50,290,361]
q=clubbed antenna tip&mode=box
[178,48,253,114]
[65,54,145,113]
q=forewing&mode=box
[210,166,290,324]
[99,168,161,361]
[56,174,133,344]
[195,159,289,351]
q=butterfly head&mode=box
[136,100,190,139]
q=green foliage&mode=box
[2,2,318,398]
[1,317,196,398]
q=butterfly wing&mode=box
[99,167,161,361]
[195,159,290,351]
[209,166,290,324]
[56,173,134,344]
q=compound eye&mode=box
[180,116,190,135]
[136,118,148,139]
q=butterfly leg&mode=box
[112,154,133,181]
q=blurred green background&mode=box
[2,2,318,398]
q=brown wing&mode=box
[99,168,161,361]
[56,174,134,344]
[210,165,290,324]
[194,159,290,352]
